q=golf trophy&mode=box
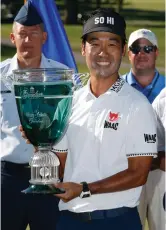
[10,68,74,194]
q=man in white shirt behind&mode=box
[1,2,68,230]
[145,88,165,230]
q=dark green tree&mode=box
[64,0,78,24]
[117,0,124,13]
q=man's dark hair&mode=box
[81,8,126,48]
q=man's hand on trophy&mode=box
[54,182,83,202]
[19,125,38,152]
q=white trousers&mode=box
[138,170,165,230]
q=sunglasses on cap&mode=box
[129,45,157,55]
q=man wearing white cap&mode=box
[122,28,164,103]
[122,29,165,229]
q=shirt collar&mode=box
[7,53,45,75]
[107,77,126,95]
[127,69,159,89]
[40,53,47,68]
[126,69,137,85]
[84,76,126,99]
[84,79,96,100]
[149,70,159,88]
[7,54,19,75]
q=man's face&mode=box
[10,22,47,59]
[128,38,158,72]
[82,32,126,79]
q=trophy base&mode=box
[22,184,65,194]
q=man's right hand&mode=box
[19,125,38,152]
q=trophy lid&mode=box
[12,68,75,82]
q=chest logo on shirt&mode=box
[104,112,120,130]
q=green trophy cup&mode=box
[11,68,74,194]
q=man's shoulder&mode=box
[152,72,165,98]
[73,85,87,103]
[157,73,165,83]
[158,72,165,78]
[0,59,12,88]
[158,88,166,99]
[153,88,166,105]
[123,81,150,104]
[0,58,12,72]
[152,88,166,118]
[44,57,68,69]
[122,84,154,121]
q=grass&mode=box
[66,25,165,70]
[1,45,16,62]
[1,0,165,71]
[123,0,165,10]
[1,24,165,75]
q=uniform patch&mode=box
[144,133,156,143]
[104,121,119,130]
[104,111,121,130]
[0,90,11,94]
[109,112,120,122]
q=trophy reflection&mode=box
[12,68,74,194]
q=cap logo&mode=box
[94,17,114,25]
[142,30,148,35]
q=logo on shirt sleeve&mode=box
[104,112,121,130]
[144,133,156,143]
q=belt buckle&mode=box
[24,165,30,169]
[87,212,92,221]
[82,212,92,222]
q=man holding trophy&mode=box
[0,2,68,230]
[22,8,158,230]
[52,9,157,230]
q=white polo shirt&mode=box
[0,53,68,163]
[56,77,157,212]
[152,88,166,151]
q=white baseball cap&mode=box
[128,29,158,48]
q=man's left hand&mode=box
[54,182,83,202]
